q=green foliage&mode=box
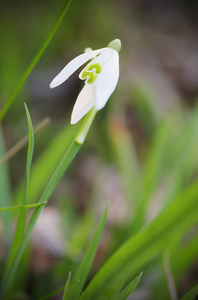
[0,0,198,299]
[69,206,108,300]
[115,272,143,300]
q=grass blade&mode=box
[0,0,73,122]
[0,127,12,247]
[0,202,47,211]
[38,286,65,300]
[80,180,198,299]
[62,272,71,300]
[69,205,108,300]
[115,272,143,300]
[132,121,170,232]
[5,104,34,274]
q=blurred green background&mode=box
[0,0,198,299]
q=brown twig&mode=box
[0,117,51,165]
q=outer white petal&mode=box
[94,50,119,110]
[85,48,114,69]
[71,84,95,124]
[50,48,106,88]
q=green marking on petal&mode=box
[80,62,102,84]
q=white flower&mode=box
[50,39,121,124]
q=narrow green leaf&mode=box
[80,180,198,299]
[132,121,170,232]
[38,286,65,300]
[115,272,143,300]
[181,284,198,300]
[0,0,73,121]
[62,272,71,300]
[0,127,12,246]
[0,202,47,211]
[5,104,34,274]
[69,205,108,300]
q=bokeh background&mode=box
[1,0,198,299]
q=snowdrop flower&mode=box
[50,39,121,124]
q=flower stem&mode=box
[75,108,97,144]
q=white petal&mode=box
[85,48,114,68]
[94,50,119,110]
[50,48,106,88]
[71,84,95,124]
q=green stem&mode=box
[0,0,72,122]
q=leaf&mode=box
[115,272,143,300]
[62,272,71,300]
[0,202,47,211]
[80,180,198,299]
[5,104,34,274]
[180,284,198,300]
[0,127,12,246]
[69,205,108,300]
[132,121,170,232]
[38,286,65,300]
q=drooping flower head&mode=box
[50,39,121,124]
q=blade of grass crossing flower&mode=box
[80,180,198,299]
[62,272,71,300]
[0,108,97,299]
[115,272,143,300]
[0,127,12,247]
[0,0,73,122]
[5,104,34,273]
[180,284,198,300]
[68,205,108,300]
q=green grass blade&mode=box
[0,108,97,299]
[0,202,47,211]
[0,127,12,247]
[0,0,72,122]
[69,205,108,300]
[132,121,170,232]
[38,286,65,300]
[115,272,143,300]
[180,284,198,300]
[62,272,71,300]
[5,104,34,273]
[80,180,198,299]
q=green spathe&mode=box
[108,39,121,53]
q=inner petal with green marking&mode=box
[80,62,102,84]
